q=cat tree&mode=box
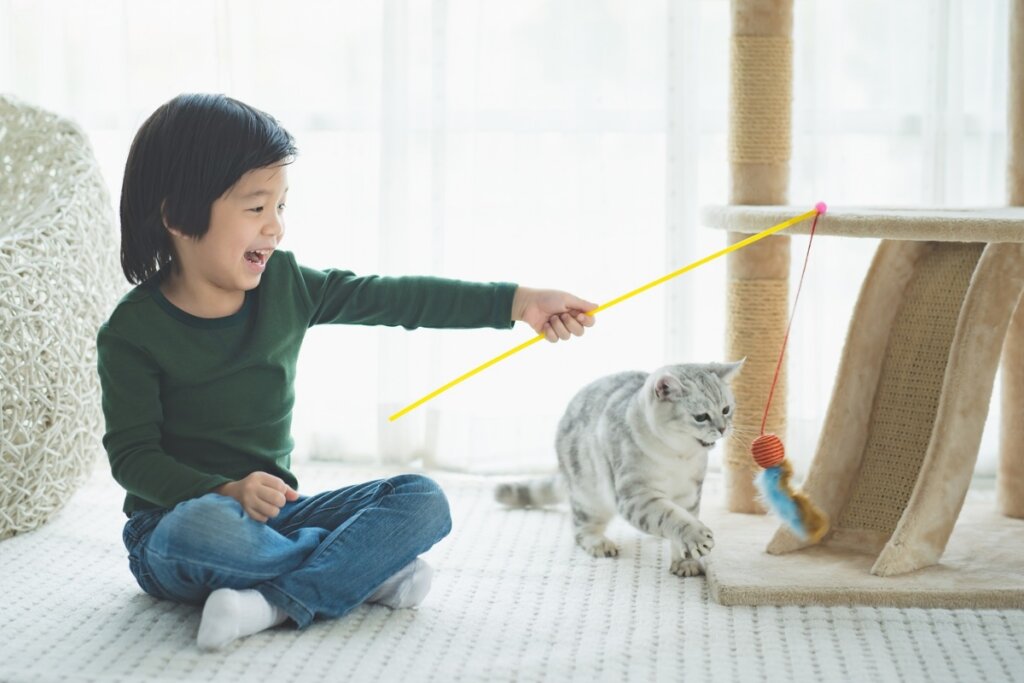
[704,0,1024,593]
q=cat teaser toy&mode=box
[389,204,826,423]
[392,202,829,542]
[750,202,829,543]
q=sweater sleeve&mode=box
[97,325,230,510]
[295,258,518,330]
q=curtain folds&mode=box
[0,0,1008,475]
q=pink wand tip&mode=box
[815,201,828,214]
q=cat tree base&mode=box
[703,492,1024,608]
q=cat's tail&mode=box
[494,475,566,508]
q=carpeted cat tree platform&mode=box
[701,0,1024,608]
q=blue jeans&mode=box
[121,474,452,629]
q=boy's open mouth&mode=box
[244,249,272,265]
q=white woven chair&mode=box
[0,95,123,540]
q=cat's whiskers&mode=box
[727,425,767,438]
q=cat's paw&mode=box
[670,558,704,577]
[674,521,714,559]
[578,536,620,558]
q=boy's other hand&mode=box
[213,472,299,523]
[511,286,598,343]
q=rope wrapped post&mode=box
[1000,0,1024,519]
[724,0,793,513]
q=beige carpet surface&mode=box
[0,462,1022,682]
[705,485,1024,609]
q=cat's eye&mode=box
[723,406,730,415]
[695,413,710,423]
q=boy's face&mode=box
[173,164,289,295]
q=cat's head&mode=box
[642,360,744,450]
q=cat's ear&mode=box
[711,358,745,382]
[654,375,684,402]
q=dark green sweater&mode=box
[97,250,517,515]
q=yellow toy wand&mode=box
[389,204,824,422]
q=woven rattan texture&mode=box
[0,95,123,540]
[839,243,985,534]
[729,36,792,165]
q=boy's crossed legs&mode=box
[123,474,452,650]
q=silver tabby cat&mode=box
[495,361,743,577]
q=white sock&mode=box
[196,588,288,651]
[367,558,434,609]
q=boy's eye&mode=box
[250,204,286,213]
[695,413,710,423]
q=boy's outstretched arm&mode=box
[511,286,597,343]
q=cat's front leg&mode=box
[669,500,711,575]
[669,546,704,577]
[615,491,715,561]
[669,507,714,560]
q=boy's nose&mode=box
[264,217,284,238]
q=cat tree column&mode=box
[724,0,793,513]
[1000,0,1024,519]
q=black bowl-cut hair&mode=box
[119,93,297,284]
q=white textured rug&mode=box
[1,462,1022,683]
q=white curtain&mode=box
[0,0,1009,476]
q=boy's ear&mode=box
[161,201,186,239]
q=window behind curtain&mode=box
[0,0,1008,476]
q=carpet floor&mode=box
[0,462,1021,683]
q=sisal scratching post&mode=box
[1000,0,1024,519]
[724,0,793,513]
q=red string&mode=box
[760,211,821,436]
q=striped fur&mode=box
[495,476,566,508]
[494,361,743,576]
